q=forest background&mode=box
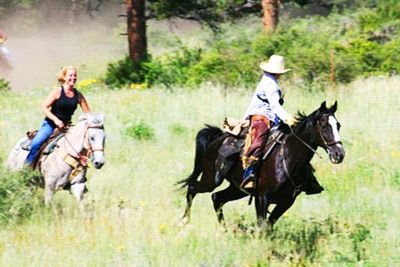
[0,0,399,266]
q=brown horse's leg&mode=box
[255,195,268,227]
[182,170,219,222]
[211,183,247,224]
[267,198,295,228]
[182,186,196,222]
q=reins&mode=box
[279,137,303,197]
[63,124,104,166]
[289,127,323,159]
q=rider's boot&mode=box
[241,156,258,191]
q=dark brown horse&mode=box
[178,101,345,228]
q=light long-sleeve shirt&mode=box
[243,73,292,125]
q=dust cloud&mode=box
[0,2,126,91]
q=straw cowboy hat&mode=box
[259,55,291,74]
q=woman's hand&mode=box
[54,118,64,129]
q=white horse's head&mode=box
[79,113,106,169]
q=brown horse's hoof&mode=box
[305,183,324,195]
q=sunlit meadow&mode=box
[0,75,399,266]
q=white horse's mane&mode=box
[78,113,104,127]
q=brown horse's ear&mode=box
[320,101,327,112]
[331,101,337,112]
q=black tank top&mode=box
[45,86,79,126]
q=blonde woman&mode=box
[25,66,90,166]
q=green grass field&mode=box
[0,76,399,266]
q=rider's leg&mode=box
[241,115,270,190]
[25,120,55,166]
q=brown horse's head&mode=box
[313,101,345,163]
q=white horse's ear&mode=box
[78,113,89,122]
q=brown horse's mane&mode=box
[293,110,315,132]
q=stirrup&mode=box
[241,167,256,190]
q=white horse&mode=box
[6,113,106,207]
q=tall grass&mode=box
[0,76,399,266]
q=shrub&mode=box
[0,167,42,225]
[105,56,148,89]
[125,121,155,141]
[0,78,11,91]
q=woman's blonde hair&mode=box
[57,66,76,83]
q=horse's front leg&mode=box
[70,169,88,211]
[268,198,295,228]
[255,195,268,227]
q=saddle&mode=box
[22,128,66,169]
[216,120,285,178]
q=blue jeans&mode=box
[25,120,56,164]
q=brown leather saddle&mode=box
[215,125,285,177]
[22,128,66,169]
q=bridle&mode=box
[83,125,105,158]
[282,114,342,195]
[316,118,342,147]
[64,123,104,166]
[290,114,342,158]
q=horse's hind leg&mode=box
[182,169,218,223]
[212,183,247,224]
[44,183,55,206]
[182,184,196,223]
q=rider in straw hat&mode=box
[241,55,323,194]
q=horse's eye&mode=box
[90,136,95,141]
[337,123,341,130]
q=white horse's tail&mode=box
[6,137,30,170]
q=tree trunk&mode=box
[262,0,279,32]
[126,0,147,64]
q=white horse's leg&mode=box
[70,182,87,211]
[44,183,56,206]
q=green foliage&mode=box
[169,123,188,136]
[103,1,400,90]
[146,45,203,88]
[125,121,155,141]
[0,78,11,91]
[105,56,148,89]
[0,167,41,225]
[350,224,371,261]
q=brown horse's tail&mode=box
[177,124,224,189]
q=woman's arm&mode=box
[41,89,64,128]
[78,92,91,112]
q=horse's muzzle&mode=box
[92,151,105,169]
[328,144,345,164]
[93,160,104,169]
